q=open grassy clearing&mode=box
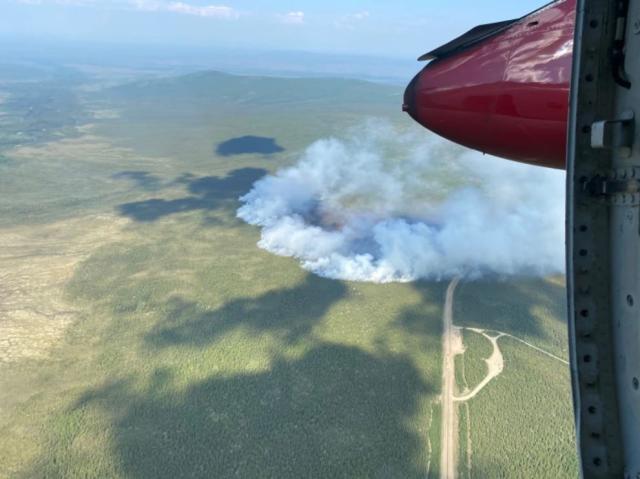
[459,329,492,393]
[454,329,493,399]
[0,130,178,227]
[0,214,129,365]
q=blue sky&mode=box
[1,0,546,58]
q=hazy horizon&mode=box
[0,36,426,84]
[3,0,545,58]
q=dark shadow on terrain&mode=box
[216,135,284,157]
[399,281,448,338]
[146,274,347,347]
[112,170,164,191]
[453,277,567,340]
[117,167,266,222]
[69,344,431,478]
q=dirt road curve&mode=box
[441,277,460,479]
[454,331,504,402]
[437,279,568,478]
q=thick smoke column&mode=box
[237,120,565,282]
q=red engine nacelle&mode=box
[403,0,575,169]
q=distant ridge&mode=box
[107,70,401,107]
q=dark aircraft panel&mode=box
[418,20,517,62]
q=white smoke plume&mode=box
[237,120,565,282]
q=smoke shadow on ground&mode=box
[53,343,432,479]
[116,167,266,222]
[112,171,164,191]
[146,274,347,348]
[452,277,567,345]
[215,135,285,157]
[396,281,448,337]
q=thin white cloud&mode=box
[133,0,238,18]
[279,11,304,25]
[166,2,238,18]
[335,10,370,30]
[131,0,159,11]
[350,11,369,21]
[16,0,238,17]
[16,0,96,5]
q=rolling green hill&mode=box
[107,70,400,107]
